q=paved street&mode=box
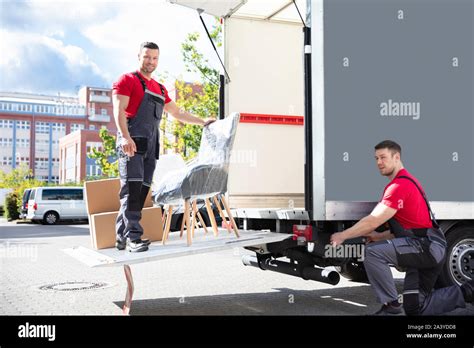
[0,218,472,316]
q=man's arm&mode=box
[366,229,394,243]
[330,203,397,246]
[112,94,136,156]
[165,101,214,126]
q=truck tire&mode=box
[339,261,369,283]
[436,225,474,287]
[43,211,59,225]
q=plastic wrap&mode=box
[152,112,240,205]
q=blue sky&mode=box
[0,0,222,96]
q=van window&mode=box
[62,189,83,200]
[42,189,61,200]
[42,188,83,200]
[22,190,31,204]
[29,189,36,200]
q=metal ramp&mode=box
[63,228,290,314]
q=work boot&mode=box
[116,237,150,251]
[372,301,404,316]
[460,279,474,303]
[125,238,149,253]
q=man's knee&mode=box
[364,242,387,261]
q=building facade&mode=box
[0,87,116,183]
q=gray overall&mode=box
[115,72,165,242]
[363,176,466,315]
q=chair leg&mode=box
[180,201,187,238]
[162,205,173,245]
[191,200,197,238]
[184,199,192,246]
[220,194,240,238]
[213,195,231,233]
[196,211,209,234]
[205,198,219,237]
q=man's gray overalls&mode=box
[363,176,467,315]
[116,72,164,242]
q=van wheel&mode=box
[436,225,474,287]
[43,211,59,225]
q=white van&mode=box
[26,187,87,225]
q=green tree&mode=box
[0,164,45,218]
[164,19,222,160]
[88,128,119,178]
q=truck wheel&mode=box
[437,225,474,287]
[339,261,369,283]
[43,211,59,225]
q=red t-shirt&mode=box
[380,168,432,229]
[112,71,172,118]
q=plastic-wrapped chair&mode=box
[152,112,240,245]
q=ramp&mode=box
[63,228,290,314]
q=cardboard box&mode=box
[84,178,153,215]
[84,178,162,250]
[90,207,163,249]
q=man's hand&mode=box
[120,135,136,157]
[330,232,346,247]
[203,118,216,127]
[366,230,393,243]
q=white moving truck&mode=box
[172,0,473,287]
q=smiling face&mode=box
[138,47,159,76]
[375,148,401,177]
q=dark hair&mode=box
[140,42,159,51]
[374,140,402,157]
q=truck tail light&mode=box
[292,225,313,242]
[33,203,37,211]
[25,203,28,209]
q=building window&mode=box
[0,120,14,129]
[16,138,30,148]
[70,123,85,132]
[87,164,102,177]
[16,121,31,130]
[86,142,102,154]
[15,157,30,166]
[101,109,107,115]
[0,138,13,147]
[89,125,96,130]
[52,122,65,133]
[34,158,49,170]
[1,156,13,166]
[35,122,50,134]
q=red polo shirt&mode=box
[112,71,172,118]
[380,168,433,229]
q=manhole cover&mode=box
[37,281,111,292]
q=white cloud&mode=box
[0,30,109,94]
[0,0,223,94]
[81,0,222,83]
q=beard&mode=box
[141,65,156,74]
[380,168,394,177]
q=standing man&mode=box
[330,140,473,315]
[112,42,214,252]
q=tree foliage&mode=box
[88,128,118,178]
[164,19,222,160]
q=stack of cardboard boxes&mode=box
[84,178,163,250]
